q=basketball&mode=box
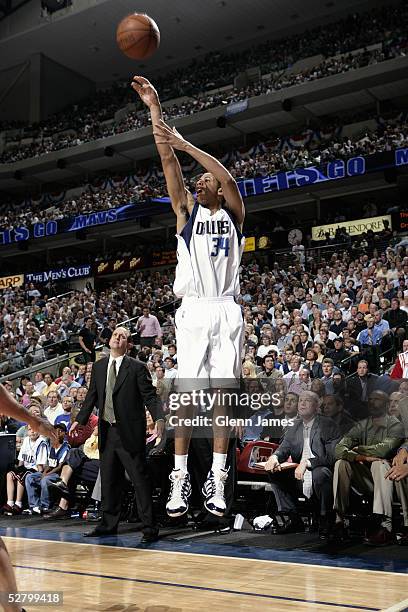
[116,13,160,60]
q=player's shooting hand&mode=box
[131,76,159,108]
[153,119,188,150]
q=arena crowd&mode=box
[1,229,408,545]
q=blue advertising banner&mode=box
[0,201,170,246]
[1,148,406,246]
[236,147,408,197]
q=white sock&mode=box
[212,452,227,471]
[7,500,14,507]
[15,501,22,508]
[174,454,188,473]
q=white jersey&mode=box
[173,203,244,298]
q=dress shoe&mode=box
[365,527,394,547]
[83,527,117,537]
[140,532,159,544]
[49,479,70,497]
[277,515,305,535]
[318,515,335,541]
[44,507,69,520]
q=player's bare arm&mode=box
[0,384,58,444]
[131,76,193,233]
[154,119,245,228]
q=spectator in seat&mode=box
[321,394,355,436]
[385,441,408,546]
[346,359,379,420]
[163,356,177,379]
[276,323,292,352]
[282,354,302,390]
[74,364,87,386]
[6,345,25,372]
[261,390,300,443]
[330,311,347,337]
[333,391,404,546]
[290,367,311,396]
[41,372,58,397]
[45,426,100,519]
[242,360,257,379]
[2,426,48,515]
[44,391,64,425]
[390,339,408,380]
[305,349,323,379]
[388,392,404,420]
[257,335,279,360]
[258,355,282,392]
[54,396,75,430]
[320,358,338,394]
[327,337,349,367]
[25,423,70,515]
[383,298,407,350]
[33,372,47,395]
[21,381,36,407]
[357,314,383,348]
[264,390,339,538]
[24,337,45,366]
[56,372,81,399]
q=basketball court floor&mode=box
[1,522,407,612]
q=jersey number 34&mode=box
[211,237,230,257]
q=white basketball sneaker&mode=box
[202,468,228,516]
[166,469,192,517]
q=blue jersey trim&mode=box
[223,206,244,246]
[179,202,199,252]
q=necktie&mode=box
[361,378,367,402]
[104,360,117,424]
[301,425,313,498]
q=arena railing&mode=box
[0,334,80,377]
[0,353,70,387]
[273,236,394,269]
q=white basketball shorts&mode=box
[174,295,244,389]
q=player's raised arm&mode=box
[131,76,193,233]
[154,119,245,228]
[0,383,58,443]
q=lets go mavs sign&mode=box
[237,148,408,197]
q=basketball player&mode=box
[132,76,245,518]
[0,384,57,612]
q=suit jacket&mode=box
[76,355,164,454]
[346,373,379,418]
[274,414,340,470]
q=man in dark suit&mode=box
[346,359,379,420]
[70,327,164,542]
[264,390,340,538]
